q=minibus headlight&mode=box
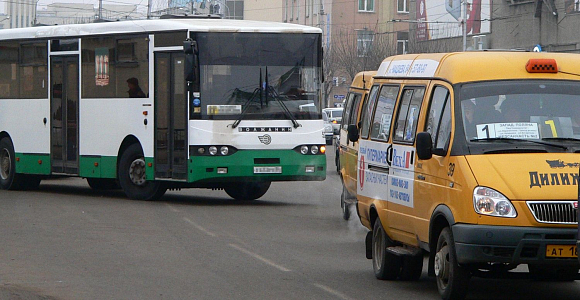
[473,187,517,218]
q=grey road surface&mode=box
[0,150,579,300]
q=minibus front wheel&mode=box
[435,227,470,300]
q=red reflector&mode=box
[94,162,99,167]
[16,157,20,162]
[526,59,557,73]
[38,160,42,164]
[143,111,148,116]
[148,163,153,167]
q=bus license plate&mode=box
[254,166,282,174]
[546,245,577,258]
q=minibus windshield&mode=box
[459,80,580,143]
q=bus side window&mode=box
[425,86,452,154]
[370,85,399,141]
[360,85,380,139]
[342,93,355,130]
[393,87,425,143]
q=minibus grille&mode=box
[526,201,578,224]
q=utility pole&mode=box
[98,0,103,20]
[147,0,151,19]
[462,0,467,51]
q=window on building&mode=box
[359,0,374,12]
[306,0,311,18]
[567,0,580,12]
[225,0,244,20]
[397,40,407,55]
[357,29,374,57]
[398,0,409,13]
[284,0,289,21]
[291,0,295,20]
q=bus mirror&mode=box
[347,124,359,143]
[416,132,433,160]
[184,40,197,82]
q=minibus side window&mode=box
[360,85,380,138]
[393,87,425,143]
[350,94,363,127]
[342,93,355,130]
[370,85,400,141]
[425,86,452,154]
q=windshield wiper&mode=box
[231,69,264,129]
[542,137,580,142]
[264,66,301,129]
[470,137,567,150]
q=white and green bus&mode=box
[0,18,326,200]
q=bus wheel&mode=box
[118,144,166,200]
[224,181,270,200]
[372,218,401,280]
[529,265,579,281]
[0,137,26,190]
[340,184,350,220]
[87,178,119,190]
[435,227,470,300]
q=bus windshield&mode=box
[459,80,580,144]
[196,32,321,120]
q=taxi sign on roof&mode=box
[377,59,440,78]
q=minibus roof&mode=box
[375,52,580,83]
[350,70,377,91]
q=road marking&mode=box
[183,217,216,237]
[312,283,354,300]
[228,243,291,272]
[166,204,180,213]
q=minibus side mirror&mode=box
[416,132,433,160]
[347,124,359,143]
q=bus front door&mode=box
[154,52,188,180]
[50,55,79,175]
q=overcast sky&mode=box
[2,0,158,14]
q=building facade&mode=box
[409,0,580,53]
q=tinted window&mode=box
[370,85,399,141]
[425,86,451,152]
[350,94,363,126]
[154,31,187,47]
[81,35,149,98]
[0,41,19,98]
[360,85,379,138]
[393,87,425,143]
[342,93,355,130]
[20,42,48,99]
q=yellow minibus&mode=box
[349,52,580,299]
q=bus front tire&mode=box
[372,219,402,280]
[224,181,270,200]
[87,178,120,190]
[118,144,166,201]
[435,227,470,300]
[0,137,32,190]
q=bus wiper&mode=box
[231,69,264,129]
[471,137,567,150]
[231,87,261,129]
[266,85,301,128]
[542,137,580,142]
[265,67,301,128]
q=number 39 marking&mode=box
[448,163,455,177]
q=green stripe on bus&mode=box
[14,153,51,175]
[188,149,326,182]
[79,156,118,179]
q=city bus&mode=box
[0,18,326,201]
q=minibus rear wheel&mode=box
[372,219,402,280]
[435,227,470,300]
[340,184,351,220]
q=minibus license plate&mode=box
[545,245,577,258]
[254,166,282,174]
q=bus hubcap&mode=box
[0,148,10,180]
[129,158,146,186]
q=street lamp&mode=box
[0,16,10,29]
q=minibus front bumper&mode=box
[452,224,579,266]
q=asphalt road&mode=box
[0,150,579,300]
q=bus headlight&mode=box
[220,146,229,156]
[311,145,319,154]
[209,146,218,156]
[473,187,517,218]
[300,145,309,155]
